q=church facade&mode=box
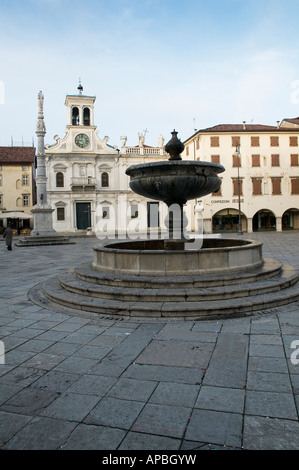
[45,85,169,238]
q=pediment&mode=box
[45,128,119,156]
[55,201,67,207]
[53,163,67,171]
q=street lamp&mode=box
[234,145,243,235]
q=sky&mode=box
[1,0,299,148]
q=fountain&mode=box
[33,131,299,320]
[92,130,263,276]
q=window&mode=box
[291,154,299,166]
[210,136,219,147]
[232,136,240,148]
[22,175,29,185]
[83,108,90,126]
[270,136,279,147]
[196,139,200,150]
[252,178,262,195]
[22,195,29,206]
[212,185,222,196]
[232,154,241,167]
[0,175,2,186]
[131,204,138,219]
[57,207,65,221]
[271,178,281,195]
[102,206,110,219]
[290,136,298,147]
[22,166,29,171]
[251,136,260,147]
[271,154,280,167]
[72,107,79,126]
[291,178,299,194]
[233,178,243,196]
[56,172,64,188]
[101,172,109,187]
[0,195,2,207]
[211,155,220,164]
[252,155,260,167]
[186,146,189,156]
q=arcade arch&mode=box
[212,208,247,233]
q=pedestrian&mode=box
[3,224,13,251]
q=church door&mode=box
[76,202,91,229]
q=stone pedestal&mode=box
[16,204,74,246]
[30,205,56,237]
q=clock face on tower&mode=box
[75,133,90,148]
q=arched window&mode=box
[72,107,79,125]
[56,172,64,188]
[101,172,109,187]
[83,108,90,126]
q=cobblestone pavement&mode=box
[0,231,299,450]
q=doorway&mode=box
[147,202,159,228]
[76,202,91,229]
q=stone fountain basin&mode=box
[93,238,263,277]
[126,160,225,205]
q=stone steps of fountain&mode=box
[40,260,299,320]
[75,258,282,289]
[58,263,298,303]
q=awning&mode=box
[0,212,33,219]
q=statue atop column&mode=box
[36,91,46,134]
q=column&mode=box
[247,217,253,233]
[35,91,48,205]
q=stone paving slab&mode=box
[0,233,299,450]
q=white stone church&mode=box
[45,84,172,238]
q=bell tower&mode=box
[62,82,97,152]
[65,81,96,128]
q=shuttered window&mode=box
[271,154,280,167]
[291,178,299,194]
[210,136,219,147]
[252,154,260,167]
[289,136,298,147]
[251,136,260,146]
[232,154,241,167]
[233,179,243,196]
[271,178,281,195]
[270,136,279,146]
[232,136,240,147]
[252,178,262,195]
[291,154,299,166]
[211,155,220,164]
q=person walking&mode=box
[3,224,13,251]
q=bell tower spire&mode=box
[78,78,83,95]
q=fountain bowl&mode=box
[126,160,225,206]
[93,238,263,277]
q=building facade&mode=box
[0,147,36,233]
[45,86,169,237]
[182,120,299,233]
